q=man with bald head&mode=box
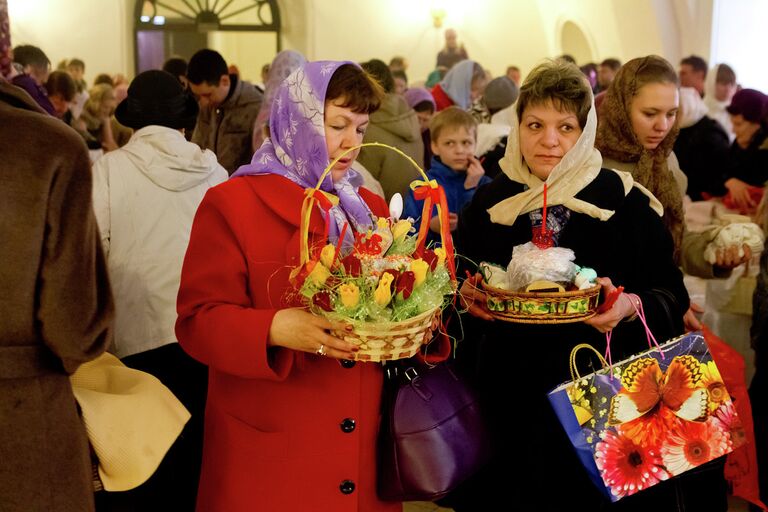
[436,28,469,70]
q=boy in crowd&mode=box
[404,106,490,252]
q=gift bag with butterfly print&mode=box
[548,332,741,502]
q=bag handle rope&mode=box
[294,142,456,282]
[569,343,609,382]
[604,295,664,380]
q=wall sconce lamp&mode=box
[140,0,156,23]
[431,8,446,28]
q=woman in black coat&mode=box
[723,88,768,211]
[450,60,726,511]
[674,86,731,200]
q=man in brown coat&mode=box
[0,79,113,511]
[187,49,263,174]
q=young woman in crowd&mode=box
[596,55,749,319]
[430,59,487,112]
[77,83,120,151]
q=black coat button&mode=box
[340,359,356,369]
[340,418,356,433]
[339,480,355,494]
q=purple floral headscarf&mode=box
[252,50,306,150]
[233,60,374,247]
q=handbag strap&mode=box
[569,343,609,381]
[604,293,664,380]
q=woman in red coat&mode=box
[176,61,401,511]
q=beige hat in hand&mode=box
[70,352,191,492]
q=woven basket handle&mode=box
[569,343,609,382]
[295,142,456,281]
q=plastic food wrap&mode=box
[703,222,764,265]
[506,242,578,291]
[479,262,509,289]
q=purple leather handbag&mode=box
[377,361,491,502]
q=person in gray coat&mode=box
[357,59,424,201]
[188,49,263,174]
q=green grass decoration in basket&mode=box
[290,142,457,361]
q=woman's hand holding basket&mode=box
[459,273,495,321]
[268,308,358,360]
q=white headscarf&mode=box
[679,86,710,128]
[487,97,663,225]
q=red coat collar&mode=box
[240,174,327,235]
[239,173,388,232]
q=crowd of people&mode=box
[3,23,768,512]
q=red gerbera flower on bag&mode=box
[661,418,732,475]
[595,430,669,499]
[713,401,746,449]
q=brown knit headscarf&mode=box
[595,55,684,262]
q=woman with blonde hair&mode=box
[77,83,117,150]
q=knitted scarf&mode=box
[595,57,684,262]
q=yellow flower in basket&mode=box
[307,260,331,286]
[339,283,361,308]
[410,259,429,286]
[434,247,446,267]
[374,272,395,307]
[319,244,337,269]
[391,219,412,242]
[377,217,390,230]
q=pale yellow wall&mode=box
[6,0,717,88]
[8,0,133,81]
[208,31,277,84]
[302,0,552,83]
[299,0,702,84]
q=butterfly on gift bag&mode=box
[608,355,711,426]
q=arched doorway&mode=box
[133,0,281,80]
[560,20,594,64]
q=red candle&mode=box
[541,183,548,235]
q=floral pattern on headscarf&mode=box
[253,50,306,150]
[233,61,374,248]
[595,55,684,260]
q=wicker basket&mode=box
[480,281,601,324]
[331,307,441,362]
[295,142,456,362]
